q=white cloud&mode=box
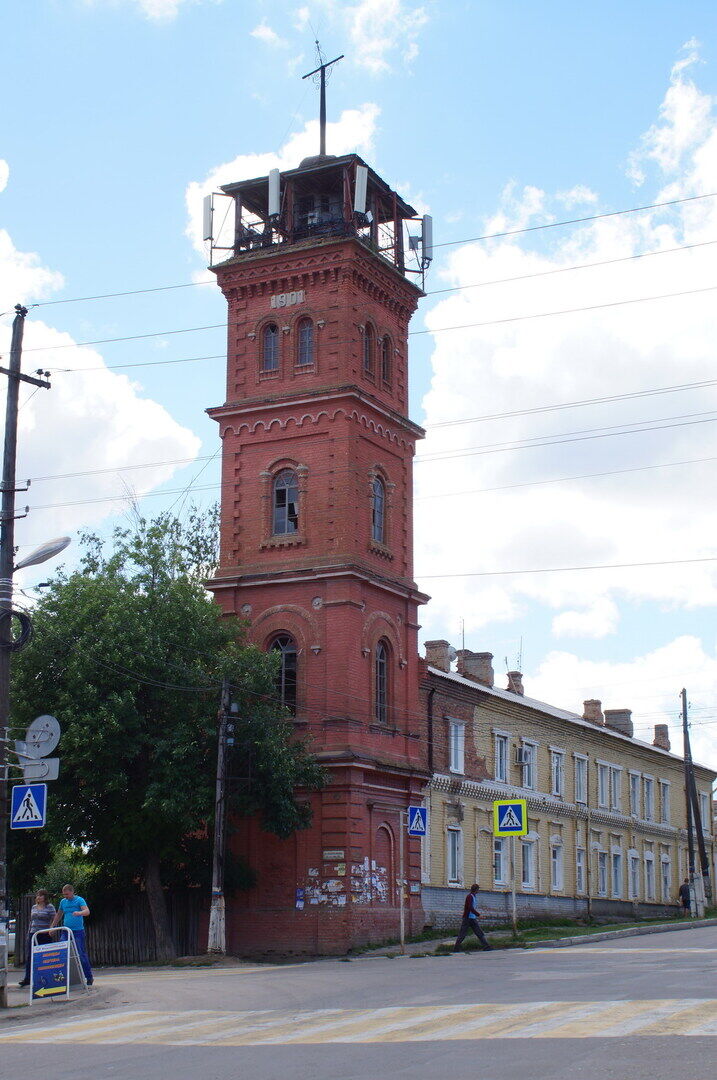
[527,636,717,770]
[312,0,428,73]
[251,21,289,48]
[556,185,598,207]
[83,0,221,21]
[552,598,619,639]
[184,103,380,255]
[416,46,717,654]
[0,160,9,194]
[0,171,201,554]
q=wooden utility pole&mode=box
[1,306,51,1007]
[207,677,231,954]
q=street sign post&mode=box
[398,805,427,954]
[10,783,47,829]
[493,799,528,938]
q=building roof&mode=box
[427,665,715,775]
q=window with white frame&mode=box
[576,848,586,893]
[494,733,509,783]
[521,839,536,889]
[493,837,506,885]
[699,791,709,832]
[574,756,587,804]
[550,844,564,891]
[551,750,565,798]
[447,827,463,884]
[629,772,641,817]
[644,851,655,899]
[661,857,671,903]
[643,777,654,821]
[629,854,640,899]
[597,764,609,808]
[611,851,622,898]
[597,851,608,896]
[448,721,465,774]
[659,781,670,825]
[610,767,622,812]
[522,742,537,790]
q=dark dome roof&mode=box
[298,153,338,169]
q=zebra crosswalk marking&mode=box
[2,999,716,1046]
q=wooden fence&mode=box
[14,889,201,966]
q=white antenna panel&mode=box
[268,169,281,217]
[354,165,368,214]
[202,194,213,242]
[422,214,433,265]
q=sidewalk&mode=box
[356,916,717,958]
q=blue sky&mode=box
[2,0,717,762]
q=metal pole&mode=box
[319,66,326,156]
[207,677,231,954]
[681,688,697,918]
[399,811,405,955]
[0,305,27,1008]
[510,836,517,938]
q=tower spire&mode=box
[302,42,344,156]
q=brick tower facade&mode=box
[208,153,430,954]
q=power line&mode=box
[26,282,717,357]
[434,191,717,249]
[417,555,717,580]
[24,192,717,310]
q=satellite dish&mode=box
[268,169,281,218]
[203,194,213,242]
[354,165,368,214]
[24,714,61,758]
[15,536,71,571]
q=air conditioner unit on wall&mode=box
[515,748,530,766]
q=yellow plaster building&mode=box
[420,642,716,926]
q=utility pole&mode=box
[681,688,702,917]
[207,677,231,954]
[0,307,50,1007]
[682,688,712,903]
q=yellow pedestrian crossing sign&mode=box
[493,798,527,836]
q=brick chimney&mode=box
[653,724,671,751]
[456,650,494,687]
[425,639,452,673]
[583,699,604,726]
[506,671,524,696]
[604,708,633,738]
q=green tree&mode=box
[10,509,324,959]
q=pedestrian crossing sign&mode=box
[493,798,527,836]
[406,806,427,837]
[10,783,47,829]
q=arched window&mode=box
[375,639,389,724]
[363,324,374,375]
[381,336,392,384]
[273,469,299,534]
[372,475,385,544]
[262,323,279,371]
[270,633,297,715]
[297,318,314,366]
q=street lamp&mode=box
[14,537,71,573]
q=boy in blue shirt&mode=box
[50,884,94,986]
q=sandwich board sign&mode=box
[407,806,427,837]
[493,799,528,837]
[10,783,47,829]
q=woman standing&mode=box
[18,889,56,987]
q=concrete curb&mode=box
[525,917,717,949]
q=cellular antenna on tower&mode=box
[302,42,344,157]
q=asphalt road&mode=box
[1,925,716,1080]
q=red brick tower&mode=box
[208,151,430,953]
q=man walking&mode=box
[453,884,493,952]
[50,884,94,986]
[678,877,691,917]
